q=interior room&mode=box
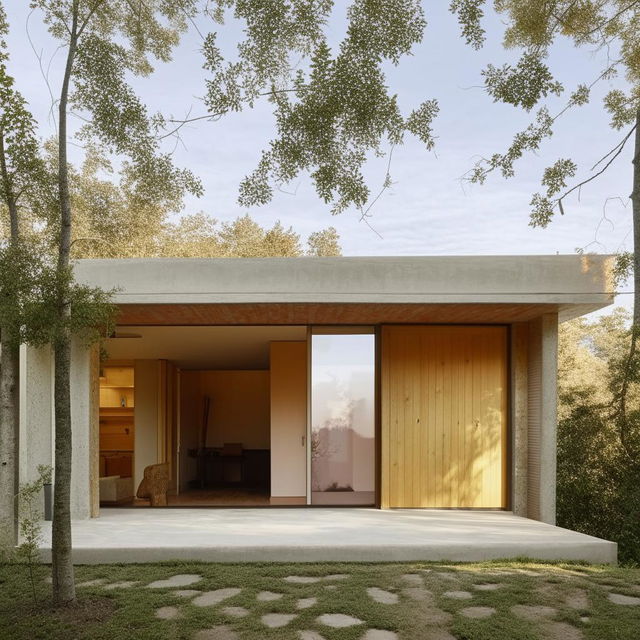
[98,325,308,507]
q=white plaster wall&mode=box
[270,342,307,498]
[134,360,159,489]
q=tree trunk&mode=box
[51,9,78,606]
[632,109,640,330]
[617,109,640,457]
[0,327,18,549]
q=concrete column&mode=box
[526,313,558,525]
[19,345,54,516]
[510,323,528,517]
[69,338,97,519]
[539,313,558,525]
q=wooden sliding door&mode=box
[381,325,508,509]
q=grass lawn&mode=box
[1,560,639,639]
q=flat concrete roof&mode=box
[39,508,617,564]
[73,255,614,322]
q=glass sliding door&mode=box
[310,329,375,505]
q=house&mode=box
[19,255,612,527]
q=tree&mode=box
[556,309,640,563]
[2,148,344,259]
[450,0,640,522]
[31,0,201,605]
[0,1,48,550]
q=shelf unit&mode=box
[99,365,135,455]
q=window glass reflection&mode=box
[311,333,375,505]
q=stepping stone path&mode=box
[299,632,326,640]
[261,613,298,628]
[155,606,180,620]
[103,581,138,590]
[402,574,424,586]
[221,606,249,618]
[317,613,364,628]
[419,607,452,626]
[324,574,349,580]
[403,586,433,603]
[511,605,557,621]
[297,597,317,609]
[367,587,399,604]
[608,593,640,605]
[473,583,500,591]
[459,606,495,619]
[324,585,337,591]
[174,589,201,598]
[443,590,472,600]
[565,589,589,609]
[147,574,202,589]
[257,590,283,601]
[194,626,238,640]
[192,588,242,607]
[285,576,322,584]
[361,630,398,640]
[542,621,583,640]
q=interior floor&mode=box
[126,488,271,507]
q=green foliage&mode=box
[0,239,117,348]
[33,0,203,213]
[449,0,486,50]
[483,52,563,111]
[0,3,48,226]
[15,464,52,604]
[452,0,640,226]
[557,310,640,564]
[200,0,437,214]
[613,251,634,289]
[470,107,553,183]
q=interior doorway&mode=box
[100,325,307,508]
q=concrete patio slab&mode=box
[38,508,617,564]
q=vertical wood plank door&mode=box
[381,325,508,509]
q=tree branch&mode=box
[557,124,637,207]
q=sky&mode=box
[3,2,634,314]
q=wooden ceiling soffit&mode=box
[115,302,560,326]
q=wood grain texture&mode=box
[381,325,508,508]
[114,302,559,326]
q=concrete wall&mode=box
[525,314,558,524]
[19,345,53,517]
[19,340,97,520]
[69,338,96,519]
[510,323,529,517]
[73,255,613,320]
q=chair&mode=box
[136,462,170,506]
